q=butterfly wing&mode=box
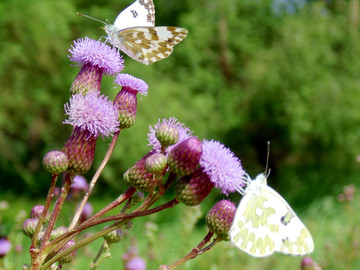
[230,185,314,257]
[113,0,155,29]
[113,26,188,65]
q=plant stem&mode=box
[32,173,72,270]
[167,231,214,269]
[89,240,112,270]
[69,131,121,229]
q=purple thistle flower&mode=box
[0,238,11,257]
[68,37,124,94]
[148,117,193,154]
[64,92,119,138]
[69,37,124,75]
[113,74,148,128]
[114,73,148,96]
[200,139,245,195]
[125,257,146,270]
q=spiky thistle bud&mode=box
[58,240,77,264]
[43,151,69,174]
[69,37,124,94]
[145,153,167,174]
[22,218,40,238]
[174,168,214,206]
[155,123,179,147]
[50,226,68,241]
[205,200,236,241]
[104,229,124,243]
[30,205,51,224]
[124,152,156,192]
[168,137,202,176]
[113,74,148,129]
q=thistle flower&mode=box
[125,257,146,270]
[104,229,124,243]
[113,74,148,129]
[168,137,202,176]
[123,152,157,192]
[205,200,236,241]
[71,175,88,198]
[148,117,193,153]
[30,205,50,224]
[69,37,124,94]
[43,151,69,175]
[22,218,40,238]
[174,168,214,206]
[301,257,322,270]
[0,238,11,257]
[63,92,119,174]
[200,139,245,195]
[145,153,167,174]
[58,240,77,264]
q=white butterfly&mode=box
[229,173,314,257]
[104,0,188,65]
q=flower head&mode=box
[114,73,148,96]
[43,151,69,175]
[205,200,236,240]
[125,257,146,270]
[148,117,193,153]
[69,37,124,75]
[0,238,11,257]
[200,140,245,195]
[64,92,119,138]
[113,74,148,128]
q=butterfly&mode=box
[229,172,314,257]
[104,0,188,65]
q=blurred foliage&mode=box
[0,0,360,203]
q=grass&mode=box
[1,184,359,270]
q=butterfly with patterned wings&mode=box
[229,173,314,257]
[104,0,188,65]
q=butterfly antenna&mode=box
[77,13,106,25]
[265,141,271,177]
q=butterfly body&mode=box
[230,173,314,257]
[104,0,187,65]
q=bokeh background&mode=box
[1,0,360,269]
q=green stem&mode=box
[167,231,214,269]
[68,131,121,229]
[89,240,112,270]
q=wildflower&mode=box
[58,240,77,264]
[145,153,167,174]
[200,140,245,195]
[63,92,119,174]
[22,218,40,238]
[79,202,93,223]
[69,37,124,94]
[168,137,202,176]
[125,257,146,270]
[148,117,193,153]
[301,257,322,270]
[30,205,50,224]
[104,229,124,243]
[71,175,88,198]
[123,152,157,192]
[43,151,69,175]
[113,74,148,129]
[0,238,11,257]
[50,227,68,241]
[205,200,236,241]
[174,168,214,206]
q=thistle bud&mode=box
[43,151,69,175]
[155,123,179,147]
[22,218,40,238]
[123,152,156,192]
[145,153,167,173]
[174,168,214,206]
[205,200,236,241]
[62,128,96,175]
[113,74,148,129]
[30,205,51,224]
[104,229,124,243]
[132,191,145,204]
[58,240,77,264]
[168,137,202,176]
[50,226,68,241]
